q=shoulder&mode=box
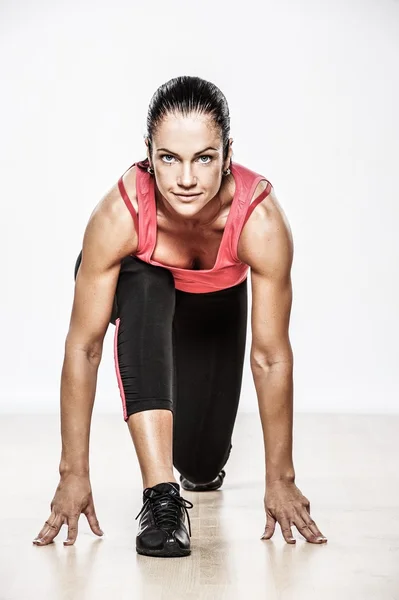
[83,165,139,267]
[119,163,139,214]
[237,183,294,277]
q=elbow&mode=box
[250,349,293,371]
[64,335,104,366]
[85,345,103,365]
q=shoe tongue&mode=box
[150,482,180,496]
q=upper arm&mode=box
[238,183,294,367]
[66,181,138,358]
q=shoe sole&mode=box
[180,481,223,492]
[136,543,191,558]
[180,470,226,492]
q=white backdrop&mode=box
[1,0,398,417]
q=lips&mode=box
[174,193,201,197]
[173,193,202,202]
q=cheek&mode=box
[204,172,222,196]
[156,173,173,194]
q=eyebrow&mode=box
[156,147,219,156]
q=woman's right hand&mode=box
[32,473,104,546]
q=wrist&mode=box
[266,467,295,484]
[59,461,89,478]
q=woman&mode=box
[33,76,327,557]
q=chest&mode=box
[151,213,229,271]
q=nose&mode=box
[177,164,197,189]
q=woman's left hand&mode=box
[261,479,327,544]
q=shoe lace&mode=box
[135,489,194,536]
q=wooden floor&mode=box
[1,412,398,599]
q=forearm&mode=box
[59,344,101,477]
[251,362,295,483]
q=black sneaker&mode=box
[179,469,226,492]
[135,482,193,557]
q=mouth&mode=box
[174,193,202,201]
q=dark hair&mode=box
[144,76,231,163]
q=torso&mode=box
[121,164,270,271]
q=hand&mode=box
[33,473,104,546]
[261,479,327,544]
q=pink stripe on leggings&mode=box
[114,318,128,422]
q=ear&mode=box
[224,137,234,169]
[145,137,152,164]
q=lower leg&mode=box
[131,408,193,558]
[127,409,178,489]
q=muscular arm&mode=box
[59,179,138,476]
[238,183,295,483]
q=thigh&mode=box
[172,278,248,482]
[114,255,176,421]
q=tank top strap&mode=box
[133,163,155,258]
[227,163,273,263]
[241,180,273,228]
[117,161,153,256]
[117,163,139,237]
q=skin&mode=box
[33,112,326,547]
[238,195,327,543]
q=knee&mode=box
[174,443,232,484]
[118,256,174,294]
[116,257,175,316]
[174,458,221,485]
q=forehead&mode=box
[153,112,221,150]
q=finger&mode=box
[293,512,327,544]
[33,512,55,543]
[33,514,62,545]
[299,509,327,541]
[261,513,276,540]
[83,503,104,537]
[278,516,296,544]
[64,516,79,546]
[33,513,63,546]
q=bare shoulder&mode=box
[237,180,294,276]
[82,165,138,271]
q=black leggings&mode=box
[74,252,248,484]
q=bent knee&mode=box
[175,460,221,485]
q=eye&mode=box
[160,154,212,164]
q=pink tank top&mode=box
[118,160,272,293]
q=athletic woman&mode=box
[33,76,327,557]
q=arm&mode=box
[59,181,138,477]
[238,183,295,483]
[239,183,327,544]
